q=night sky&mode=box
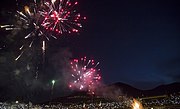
[0,0,180,101]
[73,0,180,89]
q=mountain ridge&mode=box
[106,82,180,97]
[47,82,180,104]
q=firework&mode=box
[40,0,85,35]
[69,57,101,94]
[1,0,85,60]
[1,1,44,60]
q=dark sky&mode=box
[74,0,180,89]
[0,0,180,96]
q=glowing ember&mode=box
[132,99,144,109]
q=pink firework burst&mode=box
[69,57,101,94]
[40,0,86,36]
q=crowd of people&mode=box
[0,93,179,109]
[142,93,180,107]
[0,101,132,109]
